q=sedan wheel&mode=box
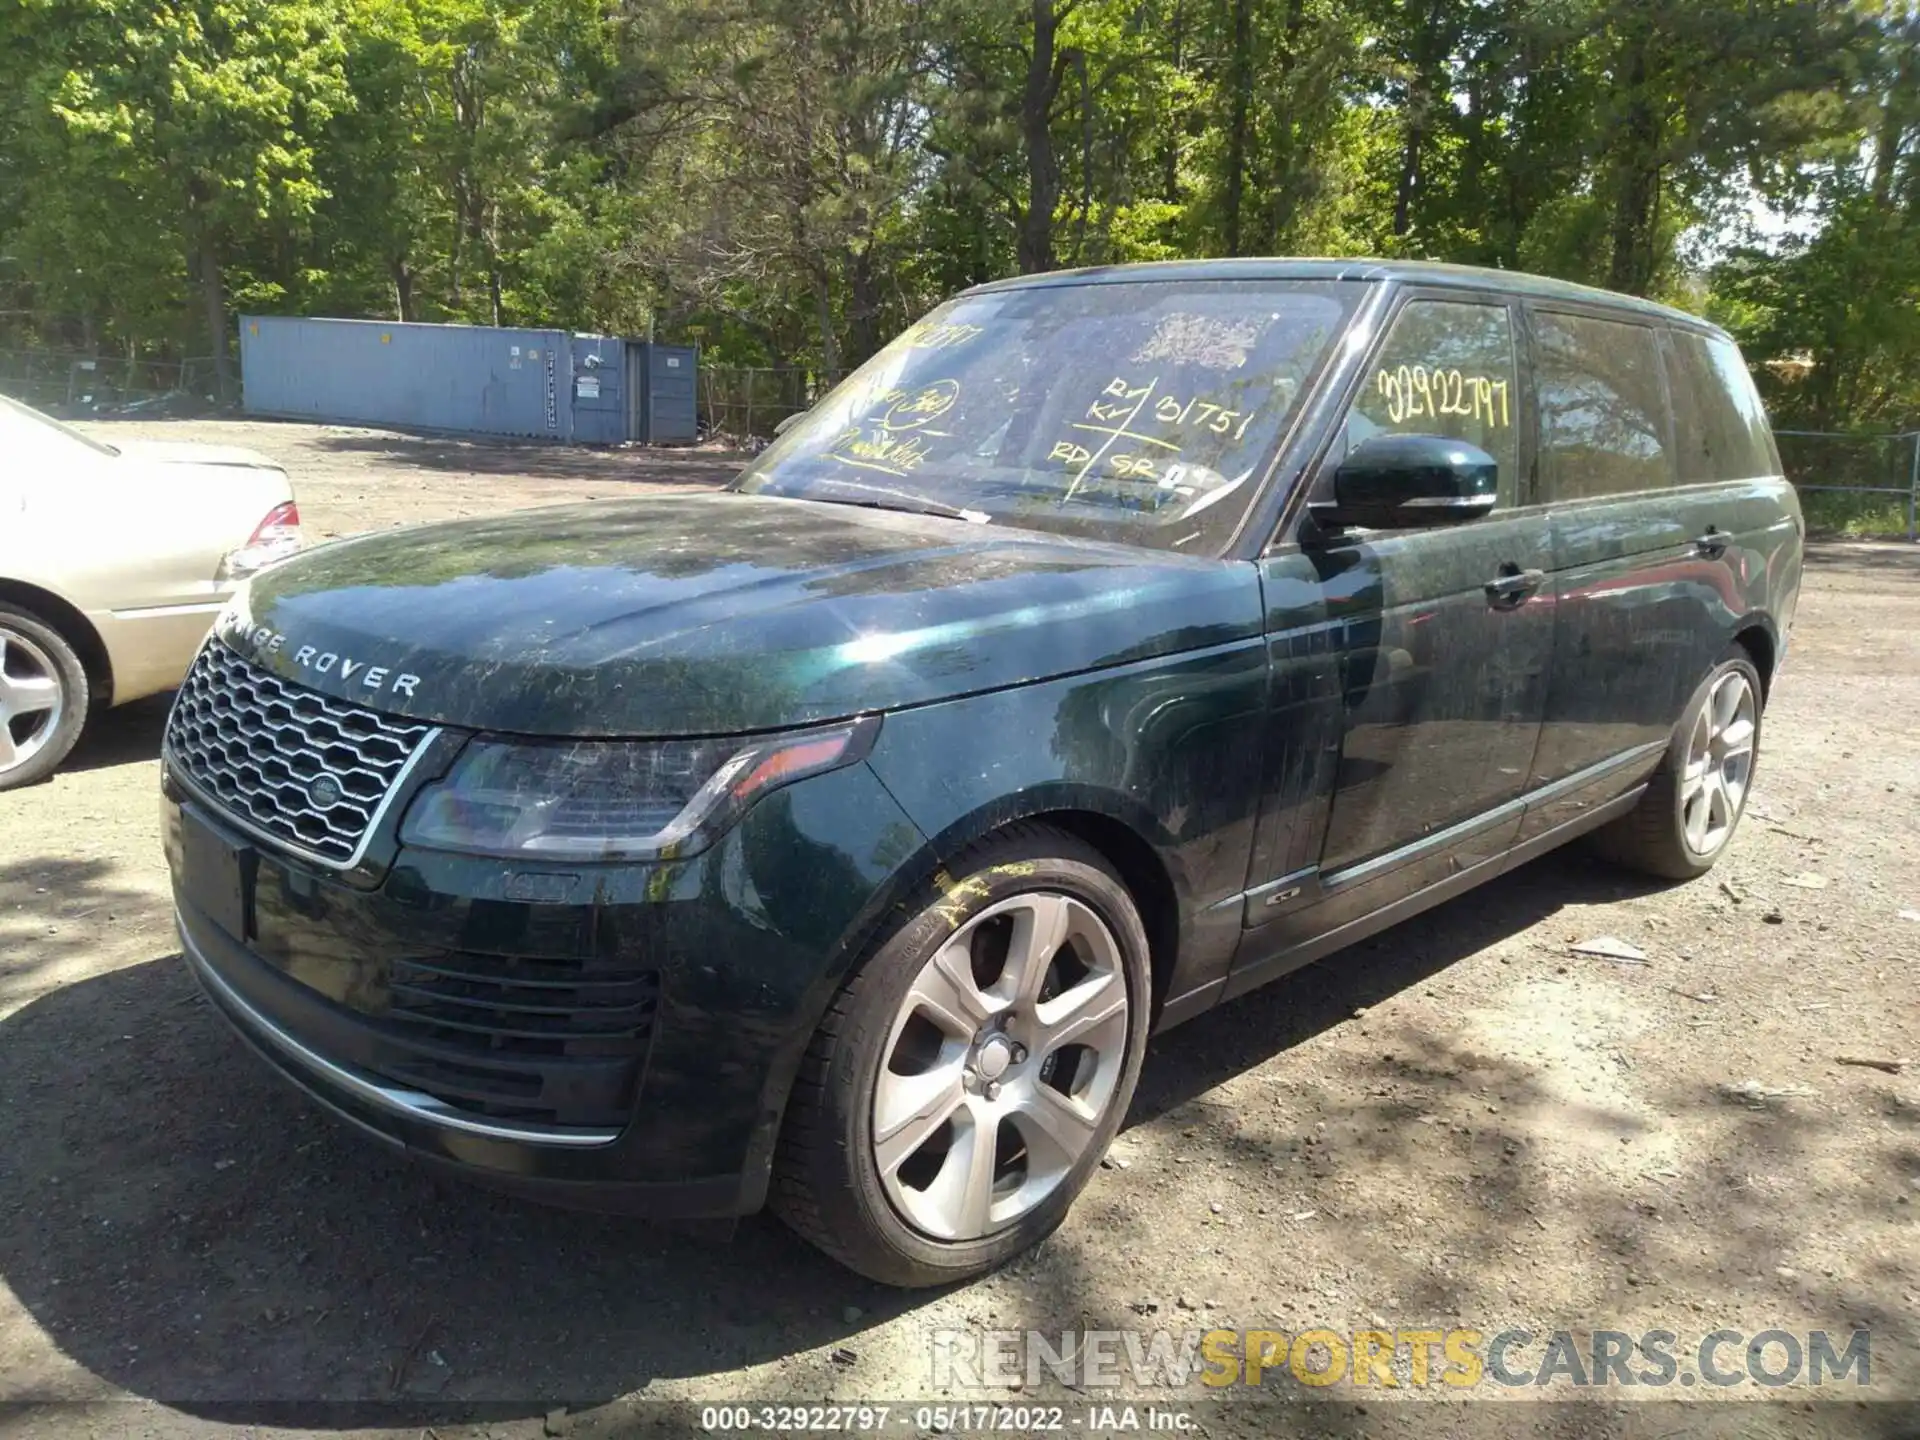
[0,605,89,790]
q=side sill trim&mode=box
[178,915,621,1149]
[1220,781,1647,1004]
[1319,739,1668,893]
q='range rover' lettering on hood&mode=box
[216,612,424,698]
[212,492,1264,738]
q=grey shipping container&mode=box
[241,316,576,440]
[240,317,699,444]
[636,342,698,443]
[568,334,626,444]
[568,337,699,443]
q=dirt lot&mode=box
[1,420,1916,1438]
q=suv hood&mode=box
[217,492,1262,737]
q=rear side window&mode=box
[1664,330,1778,482]
[1534,311,1674,500]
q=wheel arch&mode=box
[902,788,1186,1015]
[742,786,1188,1215]
[0,578,113,706]
[1730,616,1778,701]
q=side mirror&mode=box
[1308,434,1499,532]
[772,410,806,437]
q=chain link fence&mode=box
[1775,429,1919,541]
[698,365,847,441]
[0,347,223,416]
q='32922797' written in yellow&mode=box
[1375,365,1511,429]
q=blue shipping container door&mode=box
[569,335,628,443]
[642,344,698,443]
[240,316,573,440]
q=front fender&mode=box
[865,638,1271,1011]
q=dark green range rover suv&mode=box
[164,261,1801,1286]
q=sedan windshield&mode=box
[735,279,1362,552]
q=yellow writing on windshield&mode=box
[1052,373,1271,499]
[898,321,985,352]
[824,378,960,477]
[882,378,959,430]
[831,429,933,474]
[1375,365,1510,428]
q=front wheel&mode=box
[771,824,1151,1287]
[1592,646,1763,880]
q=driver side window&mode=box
[1333,298,1520,502]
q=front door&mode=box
[1242,292,1555,952]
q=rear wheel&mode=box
[771,825,1151,1287]
[1592,646,1762,880]
[0,604,89,791]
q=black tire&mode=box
[770,822,1152,1287]
[1591,645,1764,881]
[0,602,90,791]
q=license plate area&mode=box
[180,804,257,941]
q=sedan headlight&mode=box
[398,717,879,861]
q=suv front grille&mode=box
[374,951,661,1127]
[166,641,434,865]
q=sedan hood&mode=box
[217,493,1262,737]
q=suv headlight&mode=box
[398,717,879,862]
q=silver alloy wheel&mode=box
[0,626,66,777]
[873,892,1130,1242]
[1680,669,1757,858]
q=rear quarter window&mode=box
[1664,330,1779,482]
[1534,310,1676,501]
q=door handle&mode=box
[1694,528,1730,557]
[1484,566,1545,608]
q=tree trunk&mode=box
[814,269,841,377]
[1872,39,1916,210]
[847,244,881,365]
[392,257,416,323]
[1394,2,1442,240]
[1074,50,1092,264]
[197,236,232,403]
[1263,0,1308,248]
[449,216,465,310]
[1018,0,1064,273]
[1223,0,1252,256]
[1393,125,1423,238]
[486,204,504,327]
[1162,0,1185,204]
[1605,40,1662,295]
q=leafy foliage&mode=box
[0,0,1908,429]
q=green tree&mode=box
[4,0,354,394]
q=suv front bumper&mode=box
[163,755,926,1217]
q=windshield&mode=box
[0,392,120,457]
[735,279,1362,552]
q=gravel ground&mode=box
[1,421,1915,1439]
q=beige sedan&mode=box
[0,395,301,788]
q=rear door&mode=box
[1658,325,1795,673]
[1519,307,1695,837]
